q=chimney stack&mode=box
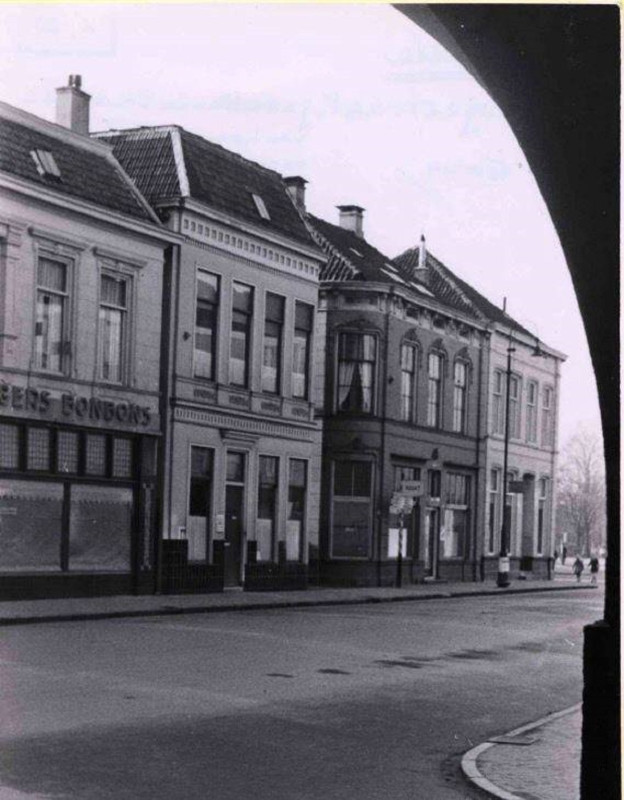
[284,176,307,213]
[337,205,365,238]
[56,75,91,135]
[418,234,427,269]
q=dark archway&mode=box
[395,6,619,798]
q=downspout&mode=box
[472,330,485,581]
[550,356,561,566]
[377,288,392,586]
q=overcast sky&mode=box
[0,3,601,444]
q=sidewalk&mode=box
[463,704,582,800]
[0,573,595,626]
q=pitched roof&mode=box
[0,109,155,223]
[394,244,535,336]
[307,213,437,301]
[95,126,315,247]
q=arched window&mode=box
[427,351,443,428]
[400,343,417,421]
[452,361,468,433]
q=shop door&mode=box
[424,508,439,577]
[225,485,244,586]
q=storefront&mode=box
[0,382,159,599]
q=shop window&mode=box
[113,438,133,478]
[427,352,443,427]
[194,270,219,380]
[526,381,538,443]
[287,459,307,560]
[257,455,278,561]
[230,282,253,388]
[292,302,313,399]
[393,465,421,491]
[57,430,79,473]
[0,480,63,571]
[337,332,376,414]
[188,446,213,561]
[442,472,470,559]
[85,434,107,476]
[99,273,129,383]
[452,361,467,433]
[331,461,372,558]
[69,485,132,572]
[35,257,69,373]
[27,428,50,471]
[262,293,285,394]
[400,344,416,422]
[0,423,20,469]
[492,370,504,434]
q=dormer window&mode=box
[252,193,270,220]
[31,150,61,180]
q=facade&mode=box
[0,85,173,599]
[97,130,325,592]
[395,245,566,581]
[306,205,490,586]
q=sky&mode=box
[0,3,601,445]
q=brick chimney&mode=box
[284,176,307,212]
[418,234,427,269]
[56,75,91,135]
[337,205,365,238]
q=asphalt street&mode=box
[0,589,601,800]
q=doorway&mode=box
[224,451,246,586]
[424,507,440,578]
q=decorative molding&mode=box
[173,405,317,441]
[92,246,148,269]
[28,225,89,253]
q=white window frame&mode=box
[34,254,72,375]
[98,270,132,384]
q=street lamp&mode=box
[497,328,515,588]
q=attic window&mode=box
[252,194,271,220]
[349,247,363,258]
[31,150,61,180]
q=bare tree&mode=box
[557,427,606,556]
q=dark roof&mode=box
[96,126,315,248]
[307,213,438,302]
[394,244,534,336]
[0,116,154,222]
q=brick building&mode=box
[0,80,173,599]
[304,202,490,586]
[97,130,325,592]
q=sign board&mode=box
[508,481,525,493]
[215,514,225,533]
[400,480,423,497]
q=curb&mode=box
[0,582,595,627]
[461,703,582,800]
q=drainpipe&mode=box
[472,329,485,581]
[377,289,392,586]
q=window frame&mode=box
[292,301,313,400]
[34,254,72,375]
[541,386,554,448]
[400,342,417,422]
[330,459,374,560]
[229,281,254,389]
[193,269,220,381]
[526,380,538,443]
[452,360,468,433]
[492,369,505,435]
[98,270,132,385]
[426,351,443,428]
[335,331,378,415]
[261,292,285,395]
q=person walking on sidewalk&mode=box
[589,555,599,585]
[562,545,567,565]
[573,556,585,583]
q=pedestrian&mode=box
[589,555,599,585]
[554,548,559,563]
[562,546,567,565]
[573,556,584,583]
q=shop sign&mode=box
[0,381,152,427]
[400,480,423,497]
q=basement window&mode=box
[31,150,62,180]
[252,193,271,220]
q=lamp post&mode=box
[497,328,515,588]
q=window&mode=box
[99,274,129,383]
[57,431,79,474]
[488,469,500,554]
[393,465,421,491]
[188,447,214,561]
[542,387,554,447]
[331,461,373,558]
[427,352,443,427]
[428,469,441,500]
[293,302,313,399]
[262,293,284,394]
[442,472,470,559]
[31,149,61,180]
[252,193,271,220]
[287,459,307,561]
[27,428,50,471]
[257,456,279,561]
[337,333,376,414]
[400,344,416,422]
[526,381,538,443]
[85,434,107,476]
[537,477,548,555]
[230,282,253,387]
[194,271,219,380]
[492,370,504,434]
[35,257,68,373]
[0,424,20,470]
[508,375,521,438]
[452,361,467,433]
